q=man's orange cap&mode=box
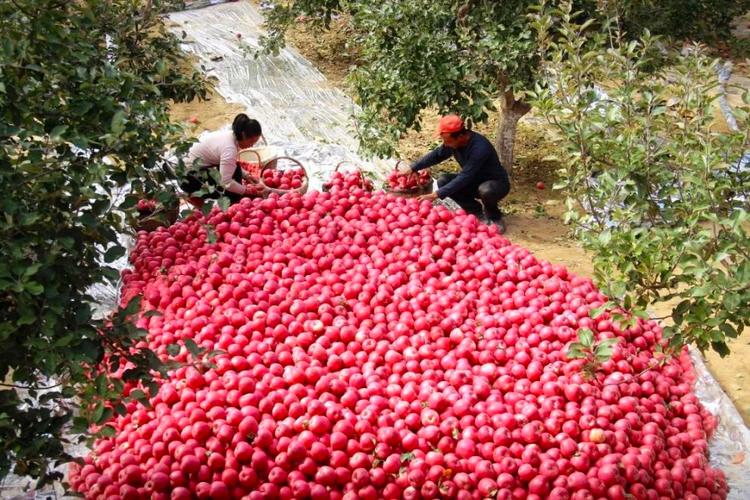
[437,114,465,135]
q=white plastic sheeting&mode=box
[167,2,750,498]
[169,2,393,191]
[690,349,750,497]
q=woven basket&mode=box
[259,156,309,196]
[237,148,263,179]
[383,160,433,198]
[323,161,371,192]
[383,182,434,198]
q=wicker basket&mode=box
[383,160,434,198]
[259,156,309,196]
[237,148,263,179]
[323,161,371,192]
[383,182,434,198]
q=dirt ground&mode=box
[170,8,750,426]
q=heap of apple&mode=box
[71,183,727,500]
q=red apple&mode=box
[589,428,605,443]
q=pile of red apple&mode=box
[387,169,432,192]
[70,184,727,499]
[261,168,306,191]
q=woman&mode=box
[181,113,262,204]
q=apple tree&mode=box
[260,0,748,171]
[0,0,208,482]
[531,0,750,355]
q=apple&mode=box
[589,428,605,443]
[536,181,545,190]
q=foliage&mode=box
[258,0,583,163]
[0,0,208,482]
[567,328,620,377]
[531,0,750,356]
[258,0,744,163]
[347,0,542,158]
[599,0,750,44]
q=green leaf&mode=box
[19,213,41,226]
[597,338,620,349]
[50,125,68,140]
[719,323,738,339]
[577,328,594,347]
[566,342,588,359]
[166,344,180,357]
[594,338,619,362]
[122,295,142,317]
[98,425,116,438]
[633,309,649,320]
[91,402,104,423]
[22,263,42,278]
[129,389,150,408]
[566,343,586,359]
[110,109,126,135]
[96,407,113,425]
[711,341,730,358]
[24,281,44,295]
[16,308,39,326]
[206,225,217,244]
[71,417,89,434]
[103,245,126,263]
[184,338,202,358]
[598,230,611,246]
[217,197,230,212]
[589,306,606,319]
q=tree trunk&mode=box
[494,89,531,175]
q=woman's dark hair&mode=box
[232,113,262,141]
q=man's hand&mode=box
[417,192,438,202]
[397,162,414,175]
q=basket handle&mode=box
[334,160,364,174]
[237,148,262,164]
[394,159,415,177]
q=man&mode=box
[403,114,511,232]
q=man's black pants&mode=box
[437,174,510,220]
